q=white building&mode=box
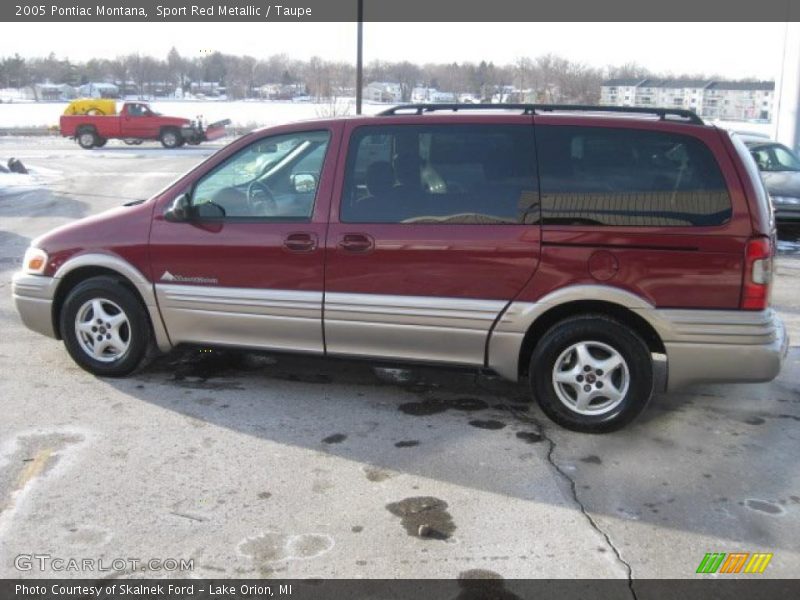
[703,81,774,121]
[189,81,223,97]
[78,82,119,99]
[410,87,460,103]
[363,82,402,103]
[411,87,437,102]
[257,83,306,100]
[600,78,645,107]
[35,83,77,101]
[600,78,775,121]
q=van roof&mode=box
[372,103,705,125]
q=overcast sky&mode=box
[0,22,789,79]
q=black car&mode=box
[741,135,800,223]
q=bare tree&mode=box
[226,55,257,99]
[514,57,534,98]
[108,57,128,92]
[167,47,188,91]
[305,56,329,101]
[0,49,758,108]
[386,61,420,102]
[606,62,649,80]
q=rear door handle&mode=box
[339,233,374,253]
[283,232,317,252]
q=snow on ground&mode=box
[0,88,30,103]
[0,99,387,129]
[0,162,61,196]
[0,99,778,137]
[0,172,41,194]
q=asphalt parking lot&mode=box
[0,137,798,581]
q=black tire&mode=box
[160,128,182,148]
[529,315,653,433]
[77,129,98,149]
[59,276,151,377]
[95,137,107,147]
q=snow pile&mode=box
[0,159,60,196]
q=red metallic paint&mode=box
[324,115,542,300]
[32,112,772,319]
[148,122,344,291]
[513,116,755,309]
[35,201,154,278]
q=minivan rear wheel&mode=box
[529,316,653,433]
[60,276,150,377]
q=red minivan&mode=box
[12,105,789,432]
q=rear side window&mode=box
[732,134,773,227]
[537,126,732,227]
[341,124,539,224]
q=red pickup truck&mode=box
[59,101,229,149]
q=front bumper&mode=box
[181,119,230,144]
[658,308,789,389]
[11,271,57,339]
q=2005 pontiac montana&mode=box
[13,104,789,432]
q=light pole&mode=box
[356,0,364,115]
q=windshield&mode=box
[749,143,800,172]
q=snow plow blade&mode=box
[203,119,231,141]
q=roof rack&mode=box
[377,103,705,125]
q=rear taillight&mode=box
[741,236,773,310]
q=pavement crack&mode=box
[169,511,206,522]
[507,407,638,599]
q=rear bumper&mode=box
[656,308,789,389]
[12,271,57,339]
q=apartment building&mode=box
[600,78,643,107]
[702,81,774,120]
[600,78,775,121]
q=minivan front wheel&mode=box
[530,316,653,433]
[60,276,150,377]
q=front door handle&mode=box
[339,233,374,253]
[283,232,317,252]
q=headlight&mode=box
[771,195,800,205]
[22,247,48,275]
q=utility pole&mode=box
[356,0,364,115]
[774,22,800,150]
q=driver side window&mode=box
[192,130,330,220]
[128,104,148,117]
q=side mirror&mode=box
[292,172,317,194]
[195,201,226,220]
[164,193,192,222]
